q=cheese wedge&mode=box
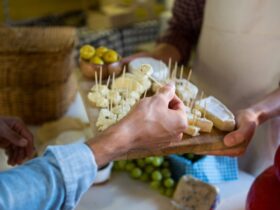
[195,96,235,131]
[184,125,200,136]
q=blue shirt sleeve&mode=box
[0,142,98,210]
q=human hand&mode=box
[203,109,259,156]
[0,117,35,165]
[122,83,188,150]
[87,84,187,167]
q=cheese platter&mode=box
[77,53,244,160]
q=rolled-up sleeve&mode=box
[0,142,98,210]
[157,0,206,64]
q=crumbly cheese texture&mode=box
[108,90,122,105]
[87,92,109,108]
[195,96,236,131]
[176,79,199,103]
[172,176,219,210]
[90,85,109,97]
[96,109,117,131]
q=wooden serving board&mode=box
[76,70,244,159]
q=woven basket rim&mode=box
[0,26,77,53]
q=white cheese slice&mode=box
[195,96,235,131]
[128,57,169,81]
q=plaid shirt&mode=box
[158,0,206,63]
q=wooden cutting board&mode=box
[76,70,244,159]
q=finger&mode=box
[1,123,28,147]
[16,148,25,165]
[11,119,34,143]
[9,146,17,166]
[168,109,188,133]
[224,122,255,147]
[169,94,185,111]
[157,83,176,103]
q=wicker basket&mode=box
[0,27,77,88]
[0,27,77,124]
[0,74,77,124]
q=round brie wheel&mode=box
[128,57,169,81]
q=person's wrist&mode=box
[247,105,266,126]
[86,122,135,168]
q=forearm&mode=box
[249,87,280,125]
[86,122,134,168]
[157,0,205,64]
[0,143,97,210]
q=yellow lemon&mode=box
[103,50,119,63]
[80,45,95,60]
[90,56,104,65]
[96,46,109,57]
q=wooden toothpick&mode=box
[112,72,115,90]
[187,68,192,81]
[149,75,163,87]
[172,62,178,80]
[99,66,103,85]
[95,71,99,92]
[106,75,111,88]
[168,58,172,71]
[180,65,184,80]
[143,89,147,99]
[203,102,207,118]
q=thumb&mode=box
[224,122,255,147]
[158,83,176,102]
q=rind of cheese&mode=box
[188,115,213,133]
[184,125,200,136]
[195,96,235,131]
[128,57,169,81]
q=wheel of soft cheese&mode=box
[128,57,169,81]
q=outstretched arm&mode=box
[208,87,280,156]
[0,84,187,210]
